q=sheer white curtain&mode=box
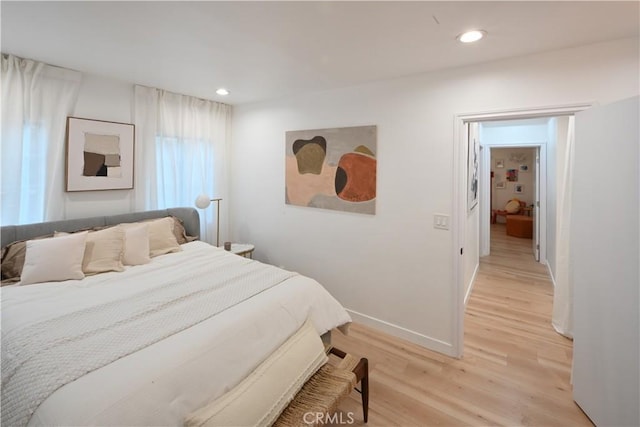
[1,54,81,225]
[552,116,575,338]
[133,85,231,244]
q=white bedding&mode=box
[1,241,351,426]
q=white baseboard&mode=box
[345,308,455,357]
[464,262,480,307]
[546,262,557,288]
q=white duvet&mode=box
[1,241,351,426]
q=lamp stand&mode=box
[195,195,223,247]
[212,198,222,247]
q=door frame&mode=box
[480,142,546,261]
[451,102,593,357]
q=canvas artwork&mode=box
[506,169,519,182]
[83,133,122,178]
[66,117,134,191]
[285,125,377,214]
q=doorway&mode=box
[482,143,544,262]
[451,103,591,358]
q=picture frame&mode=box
[467,135,479,212]
[514,184,524,194]
[496,159,505,168]
[506,169,519,182]
[519,164,529,172]
[66,117,135,192]
[496,181,506,189]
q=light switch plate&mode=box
[434,214,449,230]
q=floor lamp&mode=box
[195,195,222,247]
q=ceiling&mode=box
[2,1,638,105]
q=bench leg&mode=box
[361,358,369,423]
[329,348,369,423]
[353,358,369,423]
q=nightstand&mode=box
[229,243,255,259]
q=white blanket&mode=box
[184,319,328,427]
[0,242,351,426]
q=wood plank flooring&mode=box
[331,223,591,426]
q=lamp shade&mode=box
[195,194,212,209]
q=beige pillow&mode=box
[119,223,151,266]
[147,217,182,257]
[505,199,521,213]
[170,216,199,244]
[20,232,87,285]
[1,234,53,285]
[56,227,125,275]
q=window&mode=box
[155,136,214,209]
[1,124,48,225]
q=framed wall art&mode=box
[467,136,479,212]
[66,117,135,191]
[285,125,377,215]
[506,169,519,182]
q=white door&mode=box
[571,96,639,426]
[532,148,540,261]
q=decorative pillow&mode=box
[56,227,125,275]
[118,223,151,266]
[20,232,88,285]
[147,217,182,257]
[505,199,521,213]
[1,234,53,285]
[170,216,199,244]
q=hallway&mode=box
[330,223,591,425]
[465,222,590,424]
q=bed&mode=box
[1,208,351,426]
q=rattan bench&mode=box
[274,348,369,426]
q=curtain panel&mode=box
[552,116,575,338]
[133,85,232,244]
[1,54,81,225]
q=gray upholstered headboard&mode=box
[1,207,200,248]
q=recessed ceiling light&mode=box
[216,88,230,96]
[457,30,486,43]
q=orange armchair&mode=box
[492,198,526,224]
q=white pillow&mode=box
[56,227,125,275]
[119,223,151,265]
[20,231,87,285]
[147,217,182,257]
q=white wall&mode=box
[480,118,549,144]
[231,37,638,355]
[63,73,136,219]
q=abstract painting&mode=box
[66,117,134,191]
[286,125,376,214]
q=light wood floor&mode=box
[331,223,592,426]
